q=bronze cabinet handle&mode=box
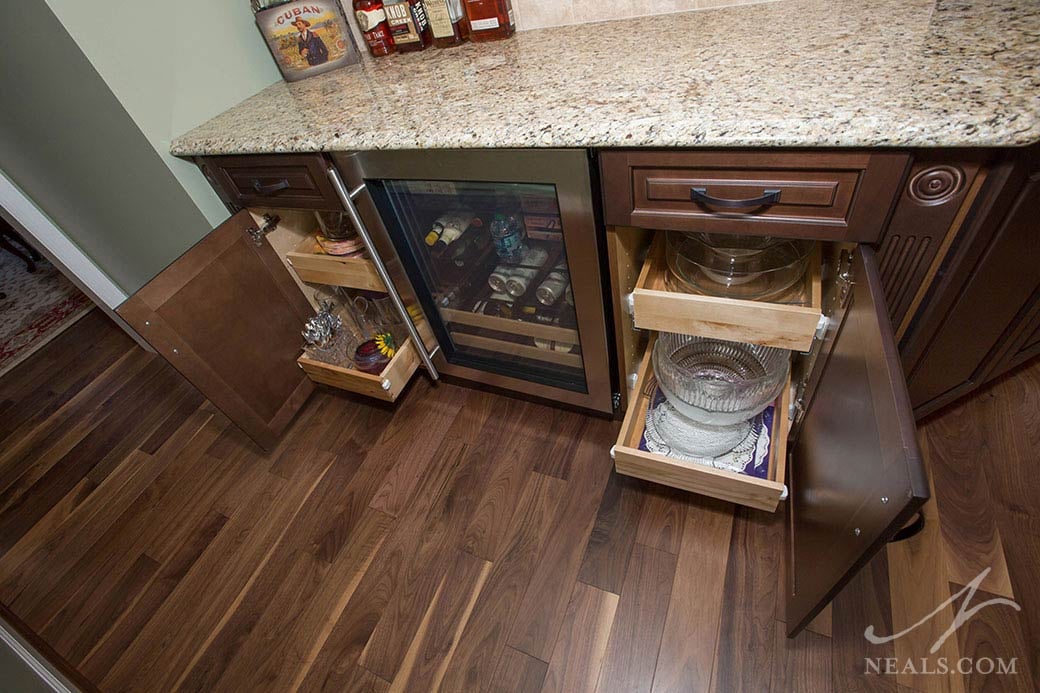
[690,187,782,209]
[252,178,291,195]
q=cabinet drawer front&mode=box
[613,337,791,513]
[631,235,822,351]
[298,337,420,402]
[601,150,908,242]
[205,154,341,210]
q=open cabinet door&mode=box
[786,246,929,636]
[116,210,315,450]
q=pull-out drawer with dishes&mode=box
[604,220,929,635]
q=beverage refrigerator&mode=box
[327,149,615,413]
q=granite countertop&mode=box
[171,0,1040,156]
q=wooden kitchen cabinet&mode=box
[901,146,1040,416]
[118,159,429,450]
[605,222,929,635]
[600,149,909,241]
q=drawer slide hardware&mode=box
[248,213,280,246]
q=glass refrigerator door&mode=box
[366,179,588,394]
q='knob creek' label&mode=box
[385,0,428,43]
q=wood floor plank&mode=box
[78,509,230,680]
[298,393,502,692]
[886,478,965,693]
[439,471,566,693]
[710,506,783,693]
[652,497,734,693]
[952,584,1032,692]
[923,410,1015,598]
[41,552,160,664]
[459,401,561,561]
[178,446,375,691]
[992,513,1040,691]
[770,627,833,693]
[577,471,648,595]
[830,550,900,693]
[532,407,591,480]
[541,581,619,693]
[490,646,549,693]
[0,414,228,626]
[101,449,337,692]
[595,542,677,693]
[207,507,394,692]
[358,392,503,681]
[366,384,470,518]
[508,418,615,662]
[388,550,492,693]
[634,485,687,555]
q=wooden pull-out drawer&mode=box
[204,154,341,211]
[600,150,908,242]
[286,236,385,292]
[631,235,822,351]
[298,337,419,402]
[612,338,791,512]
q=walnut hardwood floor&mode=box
[0,310,1036,692]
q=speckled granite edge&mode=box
[171,0,1040,156]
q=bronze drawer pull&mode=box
[252,178,291,195]
[690,187,782,209]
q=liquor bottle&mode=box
[463,0,515,42]
[383,0,432,52]
[448,228,491,266]
[425,0,469,47]
[425,210,476,248]
[505,247,549,297]
[353,0,396,57]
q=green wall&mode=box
[0,1,214,294]
[43,0,283,227]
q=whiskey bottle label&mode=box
[470,16,500,31]
[355,7,387,32]
[385,1,420,43]
[427,0,463,38]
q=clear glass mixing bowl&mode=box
[666,232,815,300]
[652,334,789,427]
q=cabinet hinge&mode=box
[836,249,855,310]
[248,213,280,246]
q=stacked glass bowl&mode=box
[650,334,789,458]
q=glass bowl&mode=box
[652,334,789,426]
[666,232,815,300]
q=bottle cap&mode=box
[424,230,440,246]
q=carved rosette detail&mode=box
[908,165,964,205]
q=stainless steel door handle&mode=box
[326,167,440,380]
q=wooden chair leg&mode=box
[0,234,39,273]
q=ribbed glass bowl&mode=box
[666,232,815,300]
[652,334,789,426]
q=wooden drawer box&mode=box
[612,338,791,512]
[631,235,823,351]
[600,150,908,242]
[205,154,341,211]
[286,236,385,292]
[298,337,419,402]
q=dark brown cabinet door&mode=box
[117,210,315,450]
[786,246,929,636]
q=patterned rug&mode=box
[0,251,94,377]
